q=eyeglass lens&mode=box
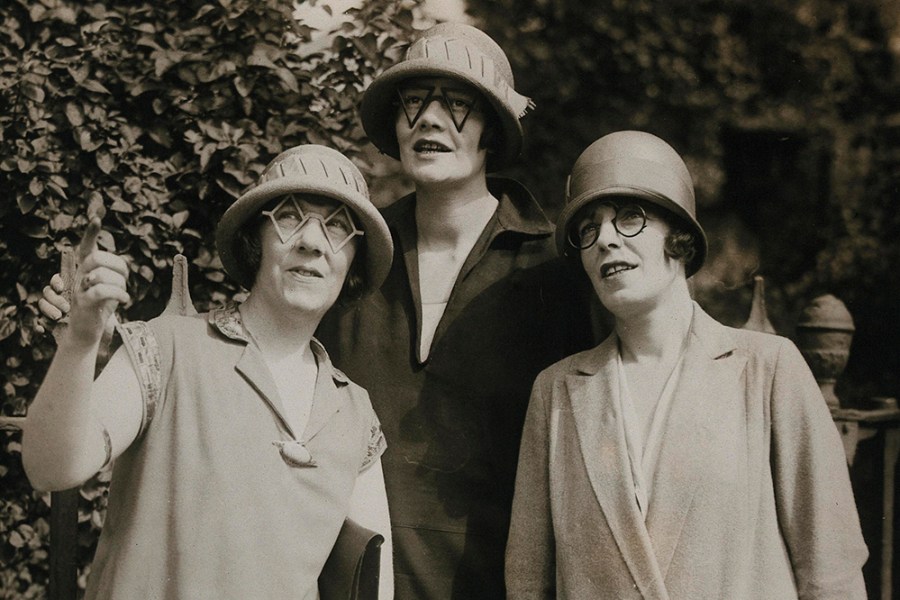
[397,85,478,132]
[569,204,647,250]
[262,195,364,254]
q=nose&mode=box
[416,97,447,129]
[291,217,328,254]
[593,217,622,250]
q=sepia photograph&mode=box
[0,0,898,598]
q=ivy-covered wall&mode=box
[0,0,419,596]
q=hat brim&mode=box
[360,60,524,172]
[216,178,393,293]
[555,187,708,278]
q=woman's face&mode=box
[252,194,360,320]
[576,198,685,317]
[394,76,488,189]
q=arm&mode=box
[770,339,868,600]
[347,458,394,599]
[22,217,142,491]
[505,374,555,599]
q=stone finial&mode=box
[162,254,198,317]
[742,275,776,334]
[795,294,855,409]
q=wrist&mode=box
[58,325,103,353]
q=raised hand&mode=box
[64,210,130,348]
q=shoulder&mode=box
[379,193,414,226]
[535,342,608,388]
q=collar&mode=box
[208,304,350,385]
[384,175,553,244]
[571,302,737,376]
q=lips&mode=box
[413,139,451,153]
[288,266,323,279]
[600,261,636,279]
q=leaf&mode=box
[110,198,134,213]
[81,79,112,94]
[199,143,217,172]
[97,230,116,252]
[65,101,85,126]
[0,309,17,341]
[139,265,154,282]
[29,178,44,196]
[96,151,115,174]
[87,193,105,219]
[172,210,190,228]
[233,75,253,97]
[275,67,299,93]
[22,83,45,103]
[16,195,36,214]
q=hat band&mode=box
[566,157,695,216]
[406,35,534,118]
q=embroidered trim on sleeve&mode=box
[360,421,387,473]
[100,426,112,470]
[115,321,162,437]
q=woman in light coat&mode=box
[505,131,868,599]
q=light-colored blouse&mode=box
[84,306,385,600]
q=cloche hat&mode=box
[216,144,393,292]
[360,22,534,171]
[556,130,707,277]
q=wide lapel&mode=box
[645,304,747,580]
[567,335,670,599]
[302,339,350,442]
[392,199,426,364]
[214,307,294,438]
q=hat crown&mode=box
[566,131,694,217]
[255,144,369,200]
[407,22,515,89]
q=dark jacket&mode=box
[318,177,606,600]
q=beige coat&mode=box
[506,305,867,599]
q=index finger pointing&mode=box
[77,217,102,263]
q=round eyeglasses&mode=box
[262,195,364,254]
[568,203,648,250]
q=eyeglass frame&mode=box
[396,84,480,133]
[261,194,365,254]
[567,202,649,250]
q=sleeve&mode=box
[114,317,174,437]
[505,372,556,599]
[769,338,868,600]
[359,400,387,474]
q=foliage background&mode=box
[0,0,420,596]
[1,0,898,597]
[468,0,900,403]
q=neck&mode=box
[239,293,318,358]
[615,280,694,363]
[414,176,496,248]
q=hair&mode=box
[231,198,369,305]
[478,102,502,156]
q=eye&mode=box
[273,206,303,228]
[578,223,600,240]
[444,91,475,112]
[399,89,426,108]
[326,216,352,234]
[617,206,644,224]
